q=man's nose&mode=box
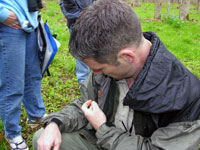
[93,70,103,75]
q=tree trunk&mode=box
[172,0,176,3]
[179,0,190,20]
[132,0,135,7]
[154,0,162,19]
[198,0,200,14]
[136,0,141,7]
[177,0,182,8]
[179,0,182,5]
[166,0,170,19]
[43,0,46,9]
[132,0,140,7]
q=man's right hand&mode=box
[37,122,62,150]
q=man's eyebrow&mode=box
[93,68,102,71]
[92,67,104,71]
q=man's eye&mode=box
[93,69,101,72]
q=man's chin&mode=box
[110,76,123,80]
[105,74,126,80]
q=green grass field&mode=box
[0,1,200,149]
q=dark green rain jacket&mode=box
[44,32,200,150]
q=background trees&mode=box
[132,0,141,7]
[179,0,190,20]
[126,0,200,20]
[154,0,162,19]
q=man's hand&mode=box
[2,11,21,30]
[81,100,106,130]
[37,122,61,150]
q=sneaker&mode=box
[27,114,48,128]
[6,135,29,150]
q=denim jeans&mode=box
[69,28,89,84]
[75,59,89,84]
[0,24,45,138]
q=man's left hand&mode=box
[81,100,106,130]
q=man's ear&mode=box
[118,49,135,64]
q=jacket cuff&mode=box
[43,118,63,129]
[0,7,9,22]
[96,123,113,138]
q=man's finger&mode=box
[81,100,93,115]
[91,101,98,107]
[81,104,90,113]
[53,145,60,150]
[44,144,53,150]
[82,100,92,109]
[91,101,101,111]
[37,140,52,150]
[85,100,92,107]
[53,138,61,150]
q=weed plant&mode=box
[163,14,184,28]
[0,1,199,149]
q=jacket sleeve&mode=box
[43,72,100,132]
[60,0,81,20]
[43,97,88,132]
[0,4,9,22]
[96,121,200,150]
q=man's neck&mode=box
[126,38,152,88]
[126,78,135,88]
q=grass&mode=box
[0,1,200,150]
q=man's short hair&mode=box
[69,0,143,65]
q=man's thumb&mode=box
[91,101,99,108]
[53,145,60,150]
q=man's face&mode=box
[83,58,133,80]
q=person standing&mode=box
[0,0,46,149]
[60,0,95,84]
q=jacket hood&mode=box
[123,32,200,114]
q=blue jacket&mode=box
[60,0,94,28]
[0,0,38,32]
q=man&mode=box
[0,0,46,149]
[33,0,200,149]
[60,0,94,84]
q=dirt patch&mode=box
[0,131,5,142]
[59,18,67,23]
[191,19,198,22]
[143,18,161,22]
